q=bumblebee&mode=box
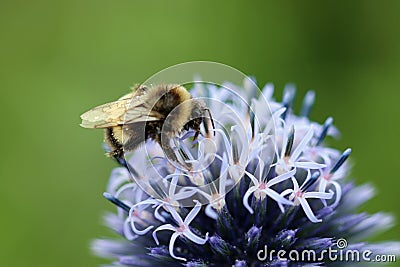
[80,84,213,166]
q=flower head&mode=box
[92,79,400,266]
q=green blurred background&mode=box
[1,1,399,266]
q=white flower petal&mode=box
[263,108,285,136]
[130,217,153,235]
[295,161,326,170]
[205,204,218,220]
[267,168,296,187]
[190,187,212,201]
[280,188,294,197]
[152,224,175,245]
[169,232,186,261]
[115,183,136,199]
[318,178,328,206]
[290,177,300,191]
[174,188,198,201]
[318,178,328,193]
[243,185,258,214]
[218,170,228,196]
[154,204,166,222]
[215,129,233,160]
[168,176,178,197]
[183,228,208,245]
[298,197,321,223]
[261,83,274,99]
[264,188,294,207]
[278,189,294,213]
[133,198,159,208]
[245,171,260,185]
[231,125,248,165]
[184,200,201,225]
[304,191,333,200]
[229,165,245,181]
[166,205,184,225]
[330,181,342,208]
[291,127,314,161]
[123,219,138,241]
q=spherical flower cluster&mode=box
[92,79,399,266]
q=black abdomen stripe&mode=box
[106,128,122,149]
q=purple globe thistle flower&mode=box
[91,80,400,266]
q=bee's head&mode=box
[190,100,215,138]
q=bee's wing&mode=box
[80,95,160,129]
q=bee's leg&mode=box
[204,108,215,137]
[158,132,177,162]
[106,148,128,168]
[162,142,179,163]
[191,128,203,149]
[193,129,200,142]
[159,133,192,170]
[104,128,127,167]
[174,144,193,170]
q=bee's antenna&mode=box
[173,139,192,170]
[103,192,131,213]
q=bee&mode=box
[80,84,214,166]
